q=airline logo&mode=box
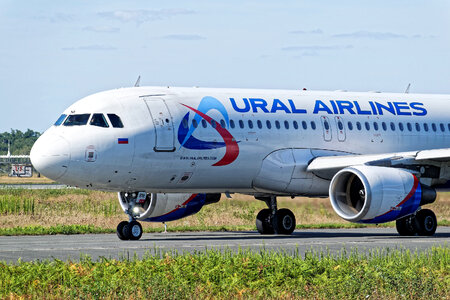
[177,96,239,166]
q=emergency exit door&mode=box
[320,116,332,142]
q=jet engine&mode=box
[329,166,436,223]
[118,192,220,222]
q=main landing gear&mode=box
[117,220,143,240]
[395,209,437,236]
[255,196,296,235]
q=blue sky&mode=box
[0,0,449,133]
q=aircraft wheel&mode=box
[395,216,417,236]
[256,209,274,234]
[125,221,143,240]
[416,209,437,236]
[117,221,129,240]
[277,209,296,235]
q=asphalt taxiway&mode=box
[0,227,448,262]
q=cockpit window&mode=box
[90,114,109,128]
[54,114,67,126]
[107,114,124,128]
[63,114,90,126]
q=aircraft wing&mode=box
[307,148,450,178]
[415,148,450,161]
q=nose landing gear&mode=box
[255,196,296,235]
[117,220,143,240]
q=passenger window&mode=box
[284,121,289,129]
[407,123,412,131]
[293,121,298,129]
[302,121,307,130]
[257,120,262,129]
[311,121,316,130]
[365,122,370,131]
[230,120,235,129]
[324,121,330,130]
[107,114,124,128]
[337,121,343,130]
[220,119,226,128]
[448,124,450,131]
[424,123,429,132]
[399,123,404,131]
[382,122,387,131]
[356,122,362,130]
[390,122,395,131]
[202,119,207,128]
[54,114,67,126]
[275,121,281,129]
[239,120,244,129]
[440,123,445,132]
[347,122,353,130]
[415,123,420,132]
[266,120,272,129]
[248,120,253,129]
[192,119,198,128]
[64,114,90,126]
[432,123,437,132]
[182,118,189,129]
[211,120,217,128]
[373,122,378,131]
[90,114,109,128]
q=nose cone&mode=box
[30,133,70,180]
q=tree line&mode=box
[0,129,41,155]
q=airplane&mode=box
[30,86,449,240]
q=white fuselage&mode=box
[30,86,450,195]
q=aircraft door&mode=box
[320,116,332,142]
[334,116,346,142]
[143,98,176,152]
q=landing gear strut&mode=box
[396,209,437,236]
[255,196,296,235]
[117,220,143,240]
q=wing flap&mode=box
[307,148,450,173]
[415,148,450,161]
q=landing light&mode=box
[133,207,140,214]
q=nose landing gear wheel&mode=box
[117,221,129,240]
[117,220,143,240]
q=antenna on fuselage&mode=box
[405,83,411,94]
[134,75,141,87]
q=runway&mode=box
[0,227,448,263]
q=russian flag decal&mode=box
[118,138,128,144]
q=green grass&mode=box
[0,188,120,217]
[0,247,448,299]
[0,188,449,236]
[0,225,112,236]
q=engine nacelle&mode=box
[329,166,436,224]
[118,192,220,222]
